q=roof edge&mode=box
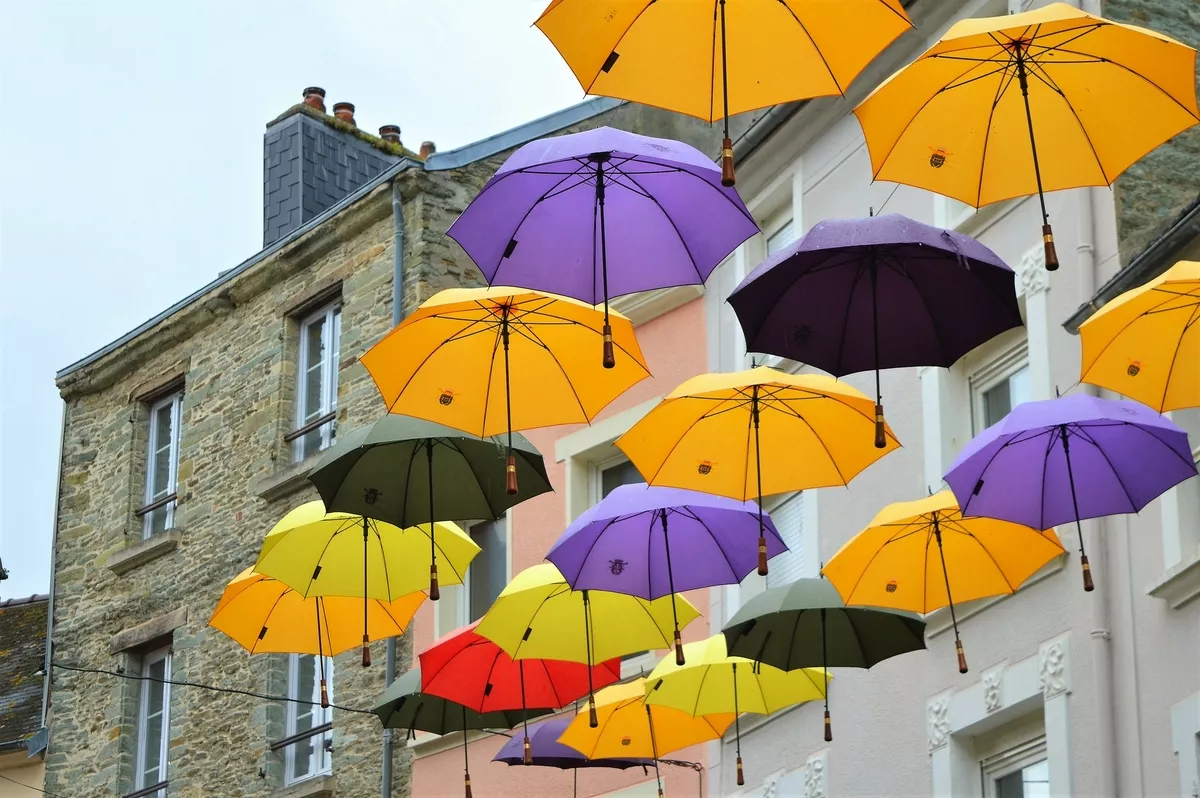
[0,594,49,608]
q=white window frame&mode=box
[142,391,183,538]
[1170,691,1200,798]
[293,302,342,462]
[134,646,171,795]
[592,453,645,502]
[1148,411,1200,609]
[981,736,1049,798]
[284,653,334,785]
[968,339,1030,436]
[435,513,513,638]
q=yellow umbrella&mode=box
[559,678,735,798]
[209,568,425,706]
[1080,260,1200,412]
[823,490,1064,674]
[254,501,477,666]
[644,635,828,787]
[616,366,899,574]
[535,0,913,185]
[360,287,649,494]
[854,2,1199,270]
[475,562,700,727]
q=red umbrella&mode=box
[419,621,621,764]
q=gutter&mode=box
[1063,195,1200,332]
[30,408,66,759]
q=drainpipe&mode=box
[382,177,406,798]
[39,403,67,747]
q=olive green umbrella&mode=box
[721,577,926,741]
[374,668,553,798]
[307,415,552,599]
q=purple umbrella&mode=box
[447,126,758,367]
[493,715,652,798]
[546,483,786,666]
[728,213,1023,448]
[945,394,1197,592]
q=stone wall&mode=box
[1105,0,1200,262]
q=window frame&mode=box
[292,301,342,462]
[284,653,334,785]
[134,646,171,795]
[968,341,1030,435]
[981,735,1049,798]
[435,513,513,637]
[141,391,183,538]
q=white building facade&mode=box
[700,1,1200,796]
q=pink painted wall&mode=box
[411,297,714,798]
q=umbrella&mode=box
[535,0,913,185]
[853,2,1200,270]
[359,287,648,489]
[944,394,1198,592]
[1079,260,1200,412]
[616,366,899,574]
[419,621,621,764]
[308,414,551,600]
[209,568,425,707]
[546,483,787,666]
[492,716,652,798]
[822,490,1065,674]
[721,577,925,741]
[444,126,757,364]
[727,214,1023,446]
[645,635,828,787]
[374,668,554,798]
[254,501,478,666]
[475,562,700,728]
[558,678,735,798]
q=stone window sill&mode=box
[926,552,1067,638]
[274,775,335,798]
[1147,554,1200,610]
[253,454,323,502]
[106,530,183,576]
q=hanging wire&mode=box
[0,772,69,797]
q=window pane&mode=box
[766,219,795,255]
[1008,366,1030,409]
[469,519,507,622]
[983,380,1014,429]
[996,760,1049,798]
[146,507,169,536]
[137,653,169,789]
[601,460,643,498]
[303,317,326,418]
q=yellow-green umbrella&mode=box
[254,501,477,665]
[644,634,828,787]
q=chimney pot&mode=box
[379,124,401,144]
[333,102,356,126]
[420,141,437,159]
[302,87,327,113]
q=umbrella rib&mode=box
[298,519,359,598]
[840,527,910,607]
[618,170,707,283]
[1049,46,1200,123]
[374,521,396,601]
[442,437,501,521]
[581,0,659,95]
[1038,427,1058,530]
[774,2,844,95]
[680,507,747,584]
[690,664,715,717]
[970,52,1017,209]
[840,608,870,668]
[1022,59,1111,185]
[963,526,1018,594]
[1155,303,1199,411]
[474,317,504,439]
[741,396,756,502]
[247,587,292,655]
[484,166,589,274]
[1067,424,1150,510]
[832,259,867,375]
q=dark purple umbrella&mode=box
[728,213,1023,448]
[493,715,651,798]
[447,126,758,367]
[546,483,786,666]
[945,394,1197,592]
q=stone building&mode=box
[0,594,49,797]
[44,86,741,798]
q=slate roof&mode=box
[0,595,48,751]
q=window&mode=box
[970,345,1030,434]
[597,457,644,499]
[766,493,806,588]
[982,737,1049,798]
[293,302,342,462]
[766,217,795,256]
[134,647,171,796]
[141,392,182,538]
[285,654,333,784]
[993,760,1050,798]
[436,517,510,637]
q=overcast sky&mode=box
[0,1,584,599]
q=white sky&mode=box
[0,0,584,599]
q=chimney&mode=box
[302,87,326,113]
[420,141,437,159]
[378,125,401,144]
[332,102,356,127]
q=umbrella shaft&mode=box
[1014,51,1049,225]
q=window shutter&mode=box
[766,492,805,587]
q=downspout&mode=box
[39,403,67,749]
[382,176,406,798]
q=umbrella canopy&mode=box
[254,501,478,665]
[727,214,1022,446]
[645,635,828,786]
[360,288,649,470]
[854,2,1200,269]
[419,621,621,763]
[822,490,1064,674]
[374,668,554,798]
[535,0,913,184]
[944,394,1198,592]
[546,483,787,665]
[558,678,735,797]
[1079,260,1200,412]
[475,562,700,727]
[445,127,757,364]
[721,577,925,741]
[492,715,652,770]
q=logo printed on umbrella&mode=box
[609,559,627,576]
[792,324,813,345]
[886,580,898,593]
[620,736,632,746]
[363,487,382,505]
[1127,361,1141,377]
[439,390,455,406]
[928,147,951,168]
[697,461,714,475]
